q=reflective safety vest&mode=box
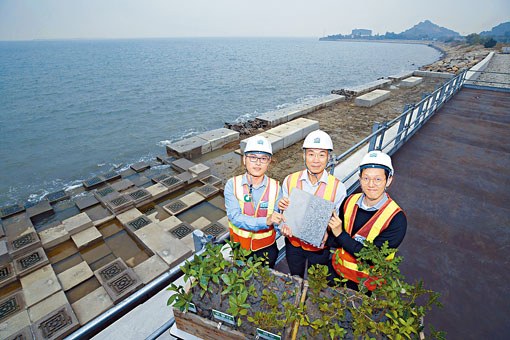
[228,175,279,251]
[332,193,402,291]
[286,170,341,252]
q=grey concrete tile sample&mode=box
[282,188,334,247]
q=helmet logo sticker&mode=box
[369,152,377,157]
[257,140,264,145]
[314,138,320,143]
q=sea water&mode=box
[0,38,440,207]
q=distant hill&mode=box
[480,22,510,37]
[400,20,460,40]
[320,19,460,41]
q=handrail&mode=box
[328,69,468,194]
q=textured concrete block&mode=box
[62,213,93,235]
[191,217,211,230]
[4,325,33,340]
[32,303,79,340]
[0,309,31,339]
[27,200,54,224]
[94,258,128,285]
[282,188,334,247]
[0,262,16,288]
[38,224,70,250]
[71,227,102,250]
[256,110,289,126]
[201,221,228,239]
[267,124,303,148]
[82,176,105,190]
[194,184,220,198]
[126,188,152,207]
[133,255,169,285]
[99,170,121,182]
[0,203,25,219]
[189,163,211,179]
[104,195,135,215]
[400,76,423,88]
[217,216,230,228]
[130,161,151,173]
[28,290,68,323]
[166,136,208,159]
[8,232,41,259]
[74,195,100,211]
[180,192,205,208]
[93,185,118,202]
[160,176,186,192]
[171,158,196,172]
[200,175,222,186]
[355,89,391,107]
[110,178,135,192]
[157,216,182,232]
[45,190,70,205]
[20,265,61,307]
[116,208,143,226]
[71,286,113,325]
[14,247,49,277]
[57,261,94,291]
[145,183,168,201]
[0,240,10,265]
[0,290,25,324]
[103,268,142,304]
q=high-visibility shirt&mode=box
[332,193,402,290]
[286,170,342,251]
[228,175,279,251]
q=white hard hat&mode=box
[244,136,272,155]
[359,150,394,176]
[302,130,333,151]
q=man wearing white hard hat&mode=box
[327,150,407,291]
[278,130,347,278]
[224,135,283,268]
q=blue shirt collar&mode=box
[242,174,268,189]
[298,170,328,186]
[356,193,388,211]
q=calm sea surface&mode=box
[0,38,440,207]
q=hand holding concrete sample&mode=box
[280,188,335,247]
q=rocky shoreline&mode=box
[224,41,495,138]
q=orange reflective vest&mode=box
[332,193,402,291]
[286,170,341,252]
[228,175,279,251]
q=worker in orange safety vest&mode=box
[327,150,407,291]
[224,135,283,268]
[278,130,346,278]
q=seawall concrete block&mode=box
[197,128,240,151]
[355,89,391,107]
[388,71,414,81]
[286,118,320,137]
[413,70,454,79]
[465,51,494,82]
[400,76,423,88]
[240,131,285,154]
[346,79,392,95]
[266,124,303,148]
[322,94,346,106]
[256,110,289,127]
[166,136,209,159]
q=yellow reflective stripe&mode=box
[366,200,400,242]
[337,251,369,273]
[343,193,362,233]
[323,175,337,201]
[266,178,278,216]
[233,175,246,213]
[288,171,300,195]
[228,222,274,240]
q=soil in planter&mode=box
[190,268,303,339]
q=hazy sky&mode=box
[0,0,508,40]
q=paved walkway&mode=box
[390,86,510,339]
[473,53,510,88]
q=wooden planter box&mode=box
[173,269,304,340]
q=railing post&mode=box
[377,122,388,151]
[395,104,410,146]
[368,122,380,151]
[404,104,415,142]
[413,100,425,129]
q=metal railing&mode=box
[328,69,468,195]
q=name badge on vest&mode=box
[244,194,252,202]
[259,201,269,209]
[354,235,366,244]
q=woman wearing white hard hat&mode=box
[224,135,283,268]
[327,150,407,291]
[278,130,347,278]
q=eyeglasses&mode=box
[246,155,271,164]
[360,176,386,186]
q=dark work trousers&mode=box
[285,238,330,278]
[251,242,279,269]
